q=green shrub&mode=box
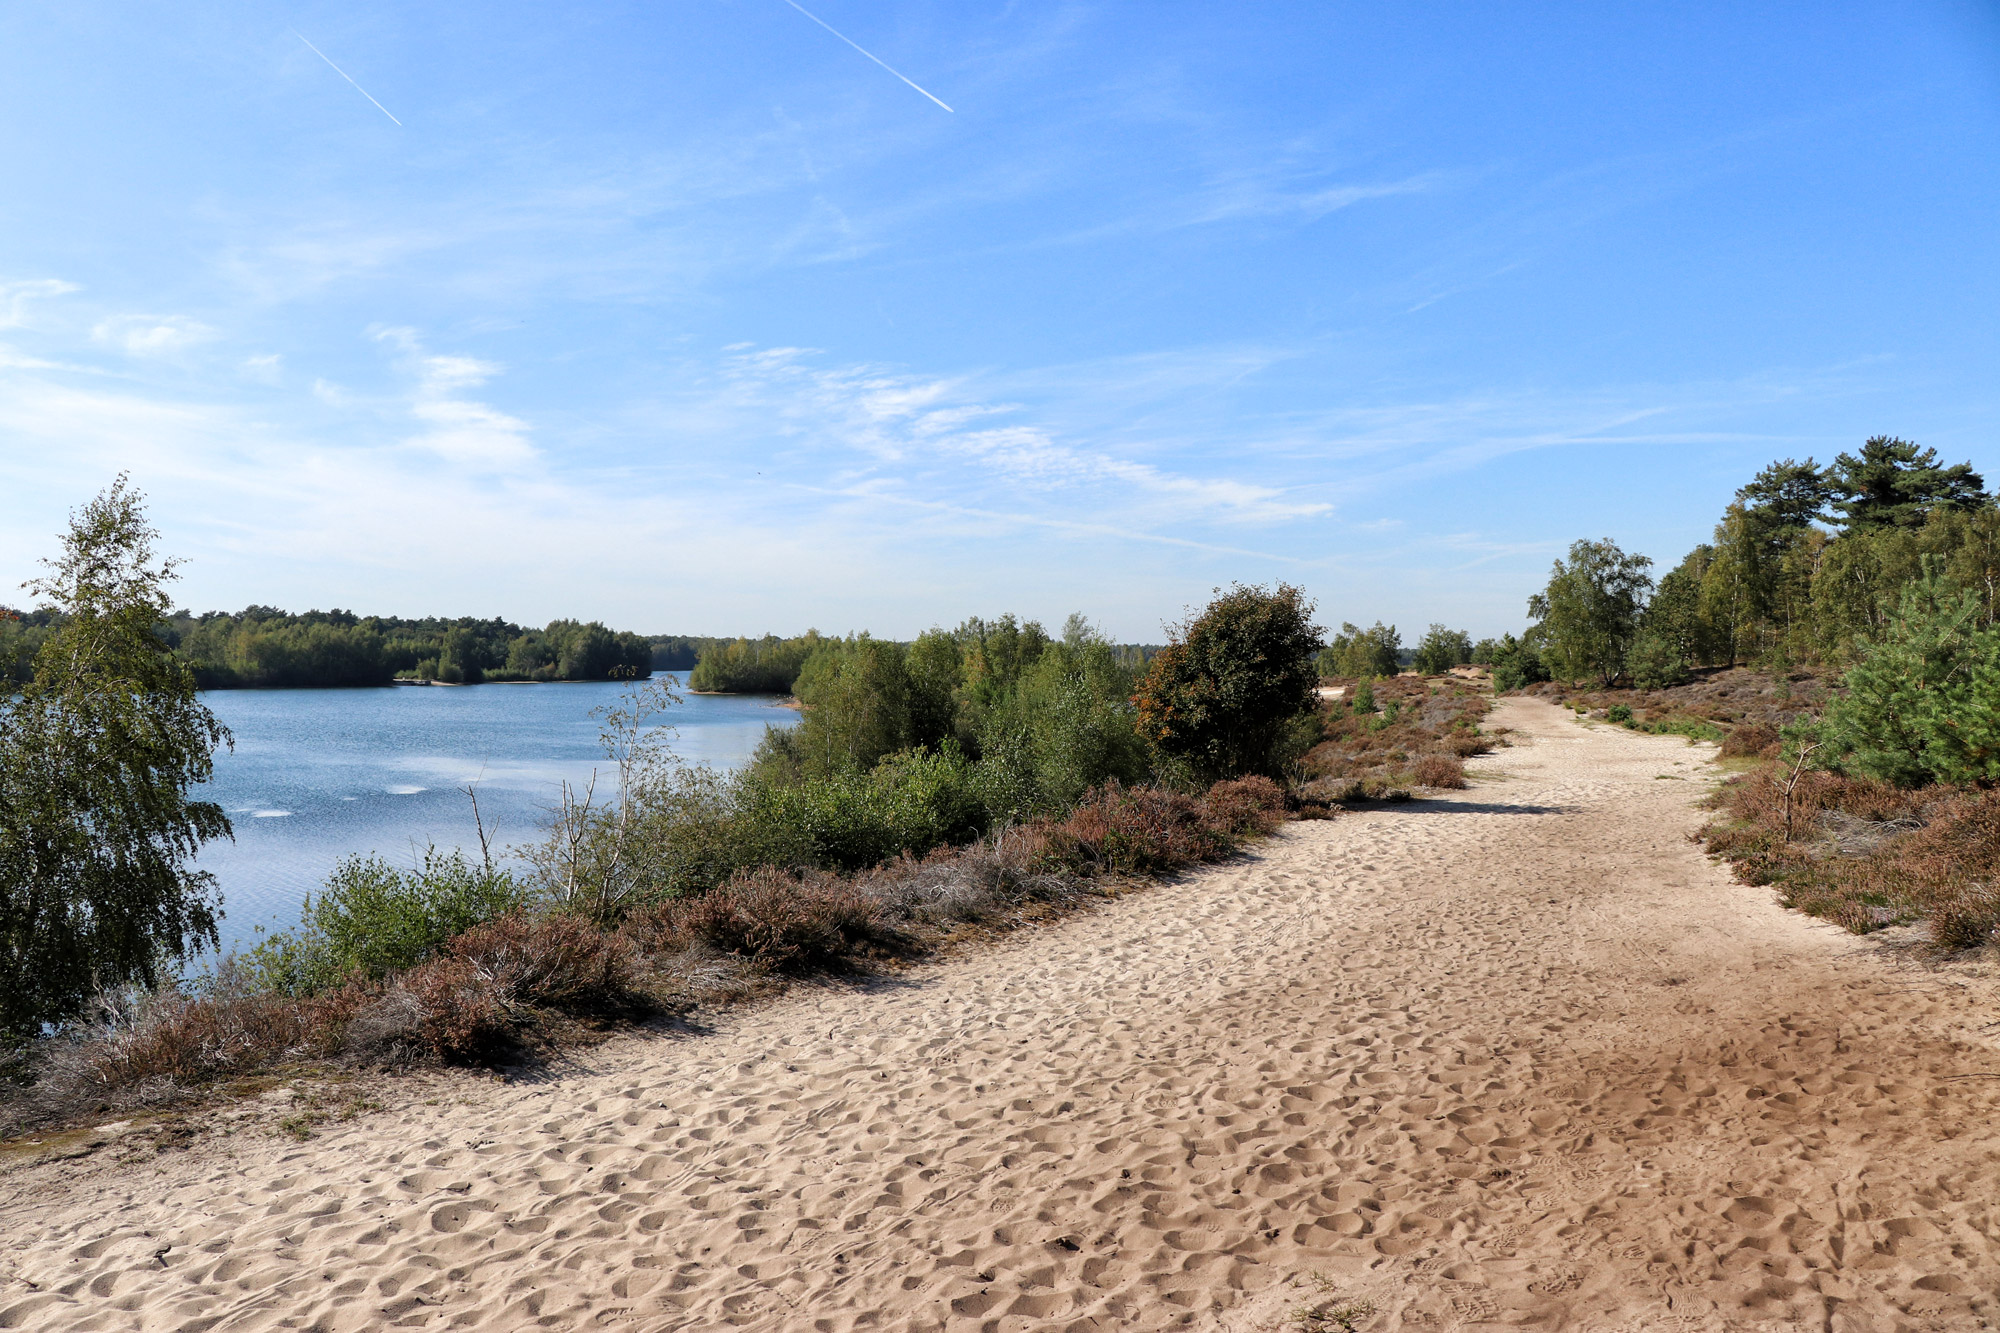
[1626,629,1691,688]
[739,745,990,874]
[1607,704,1633,724]
[1640,715,1725,743]
[1134,583,1322,782]
[1350,678,1378,714]
[1488,634,1550,692]
[1528,538,1655,686]
[0,479,234,1035]
[1820,569,2000,787]
[249,849,523,993]
[968,634,1147,818]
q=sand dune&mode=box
[7,696,2000,1331]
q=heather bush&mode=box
[397,956,511,1060]
[651,867,886,972]
[81,982,305,1089]
[1720,721,1780,758]
[1412,754,1467,789]
[1038,783,1238,875]
[1884,795,2000,947]
[1202,775,1288,835]
[1698,759,1978,940]
[1444,733,1488,759]
[1300,676,1489,799]
[449,912,638,1011]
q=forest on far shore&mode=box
[0,606,657,689]
[0,607,1159,693]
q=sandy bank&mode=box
[6,697,2000,1331]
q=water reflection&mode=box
[193,673,791,954]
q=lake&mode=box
[192,673,793,957]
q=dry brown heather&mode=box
[1530,665,1833,747]
[1704,763,2000,948]
[9,697,2000,1331]
[1297,675,1492,800]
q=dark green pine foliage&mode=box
[1737,457,1833,530]
[1828,437,1988,532]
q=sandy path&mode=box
[8,697,2000,1332]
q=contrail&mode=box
[779,0,953,113]
[292,29,402,125]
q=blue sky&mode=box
[3,2,1996,640]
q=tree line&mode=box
[3,608,1156,694]
[1512,436,1997,689]
[687,624,1162,694]
[0,605,658,688]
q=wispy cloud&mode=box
[373,328,535,470]
[1184,169,1455,227]
[242,353,283,383]
[91,314,217,358]
[711,345,1332,527]
[0,279,79,329]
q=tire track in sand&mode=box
[6,696,2000,1332]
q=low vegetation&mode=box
[1525,667,1829,748]
[0,775,1288,1137]
[1296,675,1493,801]
[1690,573,2000,951]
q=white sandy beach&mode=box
[6,696,2000,1331]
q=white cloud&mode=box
[0,278,79,329]
[243,353,283,383]
[713,346,1331,527]
[91,314,217,357]
[372,330,535,469]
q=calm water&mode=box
[193,674,793,956]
